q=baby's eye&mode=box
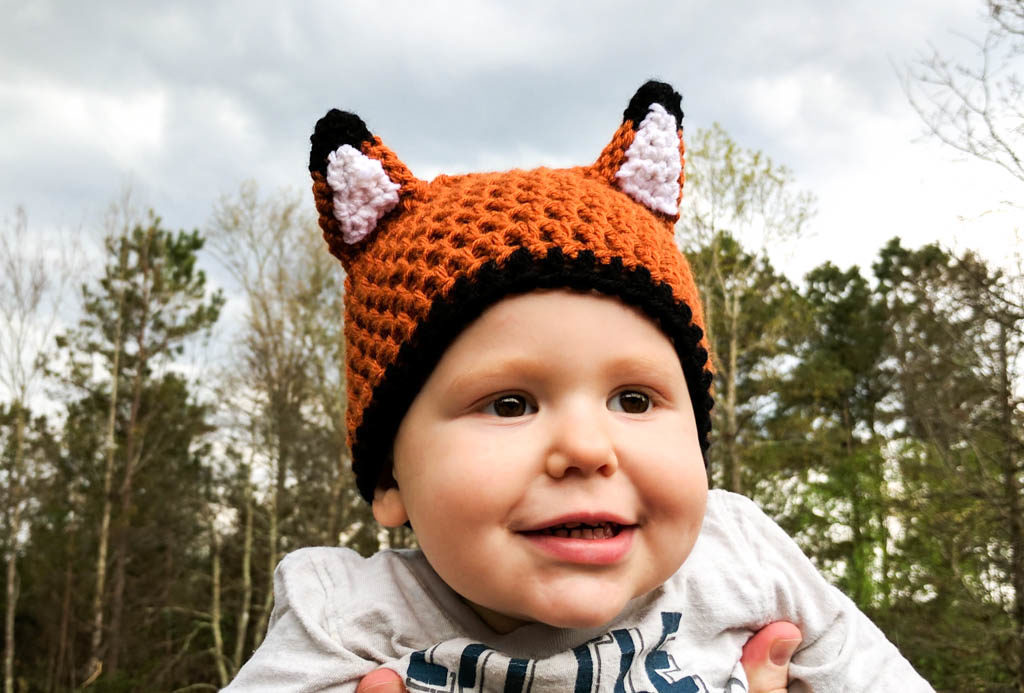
[482,394,537,417]
[608,390,652,414]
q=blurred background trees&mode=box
[0,183,394,691]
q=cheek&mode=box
[634,428,707,521]
[642,450,707,574]
[398,425,533,527]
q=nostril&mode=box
[544,437,619,479]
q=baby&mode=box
[226,81,932,691]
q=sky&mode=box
[1,0,1021,286]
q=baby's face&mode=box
[373,290,708,632]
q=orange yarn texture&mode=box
[309,81,712,497]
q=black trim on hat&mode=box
[309,109,374,176]
[351,247,714,502]
[623,81,684,131]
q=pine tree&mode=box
[60,213,222,685]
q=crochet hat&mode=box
[309,80,713,502]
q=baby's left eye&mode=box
[608,390,651,414]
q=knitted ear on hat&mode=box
[586,81,707,349]
[590,80,686,221]
[309,110,421,265]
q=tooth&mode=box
[555,528,568,537]
[581,528,594,539]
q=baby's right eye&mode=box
[482,394,537,417]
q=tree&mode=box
[874,238,1024,690]
[205,182,379,680]
[902,0,1024,185]
[677,124,815,492]
[63,211,222,682]
[0,208,76,693]
[769,262,896,610]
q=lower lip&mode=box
[520,527,635,565]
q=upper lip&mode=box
[515,512,637,533]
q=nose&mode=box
[544,404,619,479]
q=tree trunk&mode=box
[86,241,128,683]
[726,296,741,493]
[231,472,254,674]
[51,539,74,693]
[107,226,154,675]
[210,521,229,687]
[3,406,25,693]
[252,479,278,649]
[3,554,15,693]
[105,445,141,675]
[996,324,1024,692]
[253,422,287,647]
[326,451,345,546]
[325,328,347,546]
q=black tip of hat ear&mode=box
[622,81,683,130]
[309,109,373,176]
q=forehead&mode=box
[438,289,679,370]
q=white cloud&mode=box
[1,80,166,169]
[0,0,1019,277]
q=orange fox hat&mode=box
[309,81,713,502]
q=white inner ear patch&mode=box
[615,103,682,216]
[325,144,401,244]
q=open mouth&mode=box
[519,519,636,564]
[524,521,626,539]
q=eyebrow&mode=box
[600,356,687,396]
[602,354,680,377]
[444,357,547,396]
[444,354,683,395]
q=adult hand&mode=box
[355,621,802,693]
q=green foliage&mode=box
[681,215,1024,689]
[872,238,1024,689]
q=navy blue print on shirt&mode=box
[404,612,739,692]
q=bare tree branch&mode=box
[901,1,1024,184]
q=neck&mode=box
[464,599,530,634]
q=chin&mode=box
[532,603,626,630]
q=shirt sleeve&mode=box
[713,492,934,692]
[222,548,380,692]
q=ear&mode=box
[372,486,409,527]
[590,81,685,220]
[309,109,421,258]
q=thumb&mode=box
[740,621,802,693]
[355,667,406,693]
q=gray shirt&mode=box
[225,490,932,692]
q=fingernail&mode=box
[769,638,801,666]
